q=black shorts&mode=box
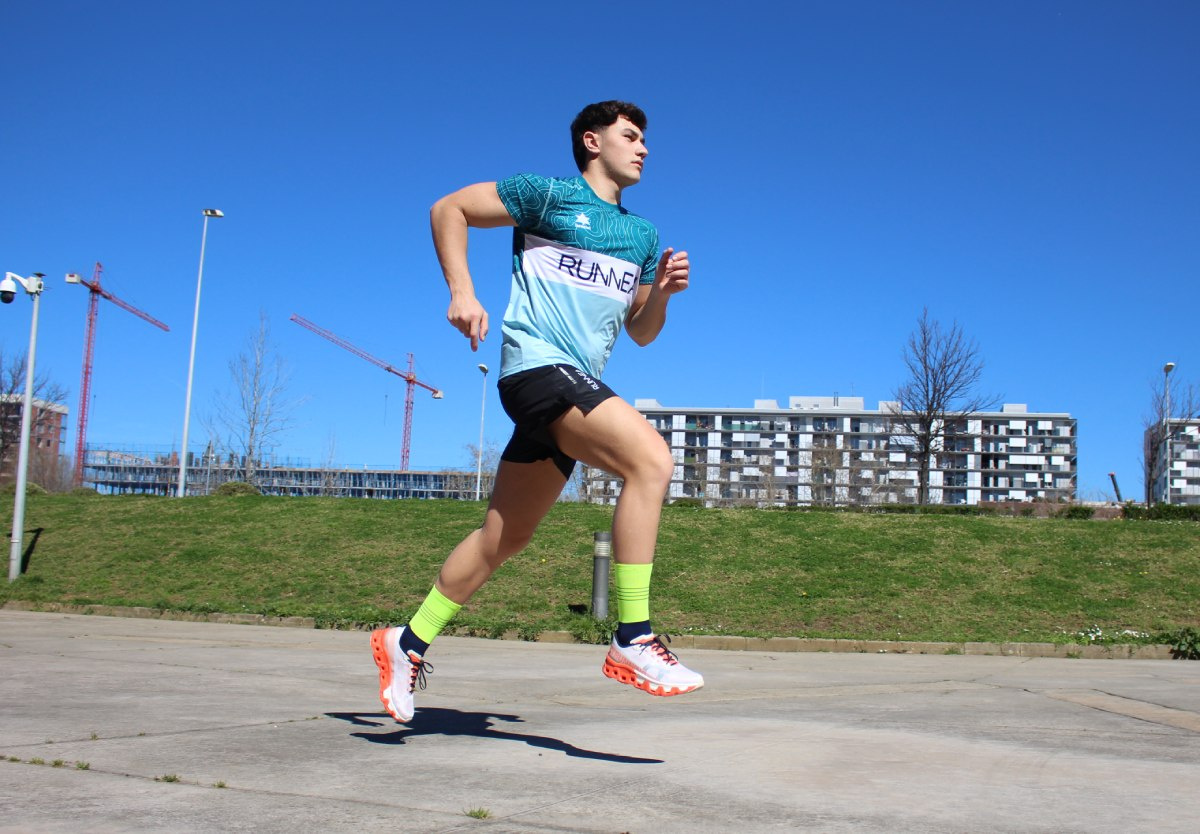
[497,364,618,479]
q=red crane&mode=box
[66,263,170,486]
[290,314,443,471]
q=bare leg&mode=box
[434,457,567,604]
[549,397,674,565]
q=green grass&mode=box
[2,493,1198,644]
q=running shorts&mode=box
[497,364,618,479]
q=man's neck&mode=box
[581,170,623,205]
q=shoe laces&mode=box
[642,634,679,666]
[406,654,433,694]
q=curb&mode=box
[1,600,316,629]
[2,601,1180,660]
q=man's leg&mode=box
[372,457,566,722]
[433,456,568,605]
[548,397,703,696]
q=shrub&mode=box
[0,482,47,496]
[1158,627,1200,660]
[1123,503,1200,522]
[214,481,262,497]
[1056,505,1095,520]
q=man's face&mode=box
[588,116,648,187]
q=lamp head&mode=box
[478,363,489,374]
[202,208,224,218]
[1164,362,1176,375]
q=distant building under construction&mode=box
[83,447,494,500]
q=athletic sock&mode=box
[398,626,429,658]
[614,562,654,647]
[405,585,462,654]
[616,620,652,647]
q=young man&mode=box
[371,100,701,723]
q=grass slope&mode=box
[2,493,1197,644]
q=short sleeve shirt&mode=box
[495,174,659,380]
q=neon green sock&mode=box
[614,562,653,624]
[407,585,463,646]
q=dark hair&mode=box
[570,100,647,172]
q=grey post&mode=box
[592,531,612,618]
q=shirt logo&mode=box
[574,213,591,230]
[521,234,642,305]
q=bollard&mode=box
[591,531,612,618]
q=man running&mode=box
[371,100,701,723]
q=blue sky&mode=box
[2,1,1196,501]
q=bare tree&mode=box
[463,441,502,500]
[890,309,997,505]
[213,314,299,487]
[1142,372,1199,504]
[1,349,70,487]
[29,454,73,493]
[320,432,340,497]
[809,441,842,507]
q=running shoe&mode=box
[602,633,703,696]
[370,626,432,723]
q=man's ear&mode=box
[582,129,602,155]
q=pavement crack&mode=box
[1038,688,1200,733]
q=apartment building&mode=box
[584,396,1077,508]
[1144,418,1200,505]
[0,395,68,486]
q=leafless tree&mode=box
[890,309,997,505]
[1142,372,1199,504]
[320,433,341,497]
[29,454,74,493]
[212,314,299,487]
[809,441,842,507]
[0,349,69,487]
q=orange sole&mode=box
[602,656,700,697]
[370,628,406,721]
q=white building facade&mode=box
[585,396,1077,508]
[1145,419,1200,505]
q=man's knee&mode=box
[639,440,675,492]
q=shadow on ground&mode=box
[327,708,664,764]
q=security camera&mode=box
[0,274,17,304]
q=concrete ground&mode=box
[1,610,1198,833]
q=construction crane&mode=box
[290,314,443,471]
[66,263,169,487]
[1109,472,1124,504]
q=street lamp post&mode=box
[475,363,489,501]
[177,209,223,497]
[3,272,46,583]
[1163,361,1175,505]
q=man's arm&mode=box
[625,247,690,346]
[430,182,516,351]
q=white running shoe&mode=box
[370,626,432,723]
[602,633,703,696]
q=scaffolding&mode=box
[82,447,494,500]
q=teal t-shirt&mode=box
[495,174,659,380]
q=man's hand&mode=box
[626,246,690,346]
[447,294,488,351]
[654,247,690,296]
